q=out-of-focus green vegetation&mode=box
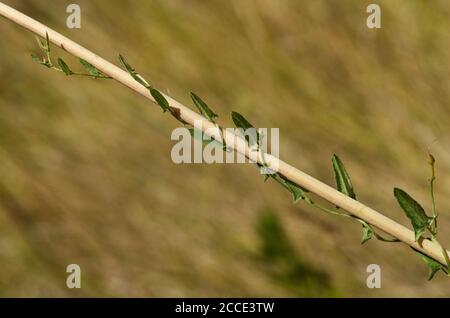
[0,0,449,296]
[256,209,336,297]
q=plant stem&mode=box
[50,65,112,79]
[429,154,438,233]
[311,201,399,243]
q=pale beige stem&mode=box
[1,2,448,265]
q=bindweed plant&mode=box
[394,154,450,280]
[28,31,450,281]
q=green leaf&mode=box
[36,36,46,51]
[190,93,218,121]
[189,128,213,143]
[189,128,213,146]
[352,217,400,243]
[118,54,150,88]
[269,174,310,204]
[189,128,205,142]
[31,53,51,68]
[416,251,446,280]
[36,33,50,53]
[332,154,356,200]
[231,111,260,147]
[79,59,102,77]
[284,180,307,203]
[57,58,73,75]
[150,88,170,112]
[118,54,134,74]
[231,111,253,131]
[188,128,230,152]
[361,223,373,244]
[30,53,41,63]
[394,188,433,241]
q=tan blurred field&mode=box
[0,0,449,297]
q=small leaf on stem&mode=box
[269,174,310,204]
[332,154,357,200]
[30,53,41,63]
[189,128,207,143]
[188,128,229,151]
[150,88,170,112]
[284,180,308,203]
[35,33,50,53]
[31,54,47,67]
[118,54,150,88]
[57,58,73,75]
[361,223,373,244]
[231,111,260,147]
[36,36,46,51]
[30,53,51,68]
[79,59,102,77]
[394,188,433,241]
[416,251,447,280]
[190,93,218,122]
[231,111,253,131]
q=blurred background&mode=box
[0,0,449,297]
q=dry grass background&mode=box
[0,0,449,296]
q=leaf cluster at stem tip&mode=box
[393,153,449,280]
[258,151,446,280]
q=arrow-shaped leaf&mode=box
[79,59,103,77]
[150,88,170,112]
[361,223,373,244]
[188,128,230,152]
[231,111,260,147]
[118,54,150,88]
[332,154,357,200]
[30,53,51,68]
[269,174,310,204]
[394,188,433,241]
[36,37,46,51]
[284,179,309,204]
[31,53,44,65]
[231,111,254,131]
[36,33,50,53]
[353,217,400,244]
[189,128,209,144]
[416,251,447,280]
[30,53,41,63]
[190,92,218,122]
[57,58,73,75]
